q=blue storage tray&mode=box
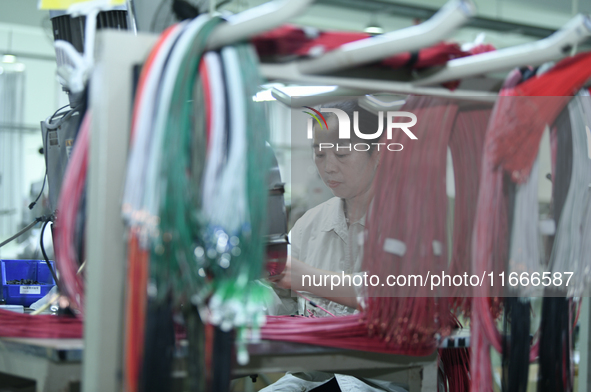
[0,259,56,307]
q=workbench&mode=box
[0,337,82,392]
[0,337,439,392]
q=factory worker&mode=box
[263,101,408,392]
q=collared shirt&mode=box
[289,197,365,317]
[262,197,408,392]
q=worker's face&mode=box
[313,116,380,200]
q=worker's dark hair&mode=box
[318,100,383,154]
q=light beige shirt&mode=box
[263,198,407,392]
[290,196,365,317]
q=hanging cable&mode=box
[40,218,59,287]
[53,111,91,312]
[28,173,47,210]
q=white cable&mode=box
[123,23,185,232]
[508,136,542,296]
[208,46,248,232]
[207,46,251,331]
[551,90,591,296]
[143,16,210,233]
[201,51,227,213]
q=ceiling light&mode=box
[364,25,384,35]
[365,12,384,35]
[2,55,16,64]
[253,90,275,102]
[253,86,338,102]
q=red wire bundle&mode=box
[363,96,459,348]
[0,309,83,338]
[439,347,470,392]
[448,107,492,316]
[263,97,494,363]
[488,52,591,183]
[251,25,474,70]
[53,111,91,313]
[124,233,149,392]
[250,25,309,57]
[261,314,435,356]
[381,42,470,69]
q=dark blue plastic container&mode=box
[0,259,56,307]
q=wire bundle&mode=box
[536,93,591,392]
[121,17,225,390]
[121,24,186,392]
[506,140,542,296]
[448,105,492,316]
[471,53,591,392]
[200,44,271,341]
[362,96,460,349]
[439,347,470,392]
[548,91,591,296]
[261,314,435,355]
[121,14,273,389]
[0,308,82,338]
[488,52,591,183]
[53,111,91,313]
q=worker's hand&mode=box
[268,256,307,290]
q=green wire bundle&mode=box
[205,44,271,360]
[146,15,271,363]
[151,17,222,304]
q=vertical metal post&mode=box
[83,30,157,392]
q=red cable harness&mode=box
[448,107,492,317]
[53,111,91,313]
[0,308,83,338]
[470,52,591,392]
[362,96,458,349]
[262,314,435,355]
[251,24,494,70]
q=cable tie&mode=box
[383,238,406,256]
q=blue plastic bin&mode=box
[0,259,56,307]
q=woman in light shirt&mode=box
[264,101,408,392]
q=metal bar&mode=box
[318,0,557,38]
[270,86,372,108]
[413,14,591,86]
[295,0,474,75]
[0,52,56,62]
[260,63,498,102]
[206,0,314,50]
